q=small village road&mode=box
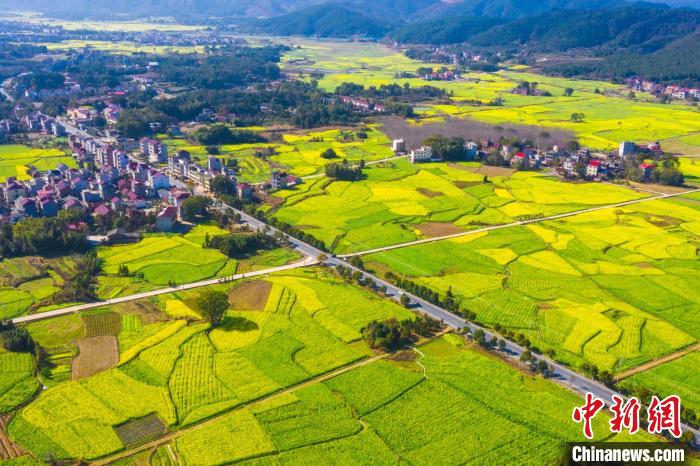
[338,188,700,258]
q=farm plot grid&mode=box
[270,158,647,254]
[276,38,700,153]
[365,197,700,373]
[166,335,657,465]
[8,268,414,461]
[164,124,394,182]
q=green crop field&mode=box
[0,145,76,182]
[0,350,40,414]
[0,256,76,320]
[366,197,700,371]
[621,351,700,413]
[8,267,415,461]
[96,223,301,295]
[165,124,394,182]
[270,38,700,153]
[168,335,655,465]
[271,158,646,253]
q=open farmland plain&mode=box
[96,223,300,298]
[274,38,700,153]
[5,268,419,461]
[106,335,655,465]
[0,145,76,182]
[164,125,394,182]
[364,196,700,373]
[0,223,300,320]
[270,158,647,254]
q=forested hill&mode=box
[0,0,682,22]
[249,4,394,38]
[466,3,700,52]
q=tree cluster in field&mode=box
[623,154,685,187]
[119,80,371,136]
[157,47,284,89]
[0,322,34,353]
[52,252,102,303]
[422,135,469,162]
[192,125,266,145]
[324,160,363,181]
[205,231,276,258]
[362,315,442,351]
[195,289,229,327]
[179,196,213,222]
[0,211,89,258]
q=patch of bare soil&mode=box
[228,280,273,311]
[72,335,119,380]
[417,188,444,198]
[416,223,463,237]
[453,180,482,189]
[474,165,517,177]
[115,300,167,324]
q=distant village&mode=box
[626,77,700,101]
[399,137,666,182]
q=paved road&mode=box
[339,188,700,258]
[218,202,700,444]
[10,258,316,325]
[10,199,699,443]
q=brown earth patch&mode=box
[417,188,444,198]
[635,262,653,269]
[447,162,516,177]
[474,165,517,177]
[114,300,167,325]
[0,415,24,460]
[72,335,119,380]
[453,180,482,189]
[416,222,464,237]
[228,280,273,311]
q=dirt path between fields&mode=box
[616,342,700,381]
[90,353,390,465]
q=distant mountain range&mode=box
[0,0,696,21]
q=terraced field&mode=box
[0,145,76,182]
[271,158,646,253]
[275,38,700,153]
[365,197,700,371]
[7,268,415,461]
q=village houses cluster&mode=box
[399,137,662,181]
[626,77,700,101]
